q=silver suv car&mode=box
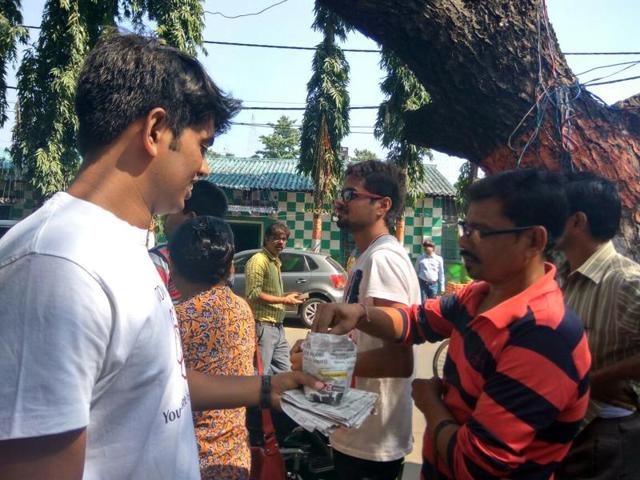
[232,248,347,327]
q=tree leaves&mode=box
[5,0,206,199]
[256,115,301,159]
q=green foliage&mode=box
[454,161,478,214]
[11,0,90,196]
[298,4,351,205]
[7,0,206,198]
[0,0,27,127]
[352,148,378,162]
[374,48,431,202]
[256,115,301,159]
[146,0,204,56]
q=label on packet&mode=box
[302,332,357,405]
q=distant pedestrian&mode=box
[415,239,445,301]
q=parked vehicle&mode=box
[233,248,347,327]
[0,220,18,240]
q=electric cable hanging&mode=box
[204,0,289,20]
[17,25,640,56]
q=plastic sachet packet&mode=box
[302,332,357,405]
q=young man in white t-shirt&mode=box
[0,33,320,480]
[294,160,420,479]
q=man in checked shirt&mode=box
[314,169,591,479]
[556,172,640,479]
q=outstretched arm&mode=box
[0,429,86,480]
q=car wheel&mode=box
[300,297,327,328]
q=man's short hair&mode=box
[75,32,241,156]
[184,181,228,218]
[345,160,405,229]
[423,239,435,248]
[265,222,290,240]
[563,171,621,241]
[466,168,568,244]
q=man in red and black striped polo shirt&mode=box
[315,169,591,479]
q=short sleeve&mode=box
[363,250,413,305]
[0,254,112,439]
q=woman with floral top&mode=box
[169,216,255,480]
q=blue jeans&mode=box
[419,278,439,302]
[255,321,291,374]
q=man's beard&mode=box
[336,216,350,229]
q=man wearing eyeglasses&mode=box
[313,169,591,479]
[295,160,420,480]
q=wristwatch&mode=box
[260,375,272,409]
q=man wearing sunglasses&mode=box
[314,169,591,479]
[312,160,420,480]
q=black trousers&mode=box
[333,450,404,480]
[557,413,640,479]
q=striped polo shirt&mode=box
[393,263,591,479]
[559,241,640,423]
[245,248,285,324]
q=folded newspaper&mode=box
[280,388,378,435]
[280,332,378,435]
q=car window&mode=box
[306,256,319,271]
[233,254,251,274]
[325,256,346,273]
[280,253,306,272]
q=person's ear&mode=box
[525,226,548,258]
[378,197,392,216]
[142,107,170,157]
[573,211,588,230]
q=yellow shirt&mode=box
[245,248,285,323]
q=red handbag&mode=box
[249,349,286,480]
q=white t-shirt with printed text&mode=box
[330,234,421,462]
[0,193,199,479]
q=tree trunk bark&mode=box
[311,214,322,252]
[318,0,640,260]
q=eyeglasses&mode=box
[457,220,535,239]
[340,188,385,202]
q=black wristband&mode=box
[433,419,458,445]
[259,375,272,409]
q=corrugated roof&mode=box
[208,156,455,197]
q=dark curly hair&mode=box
[168,216,235,285]
[75,31,241,156]
[345,160,406,229]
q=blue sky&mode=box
[2,0,639,184]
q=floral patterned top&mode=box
[177,285,256,480]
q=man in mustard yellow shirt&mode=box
[246,222,301,373]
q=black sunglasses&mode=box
[340,188,385,202]
[458,220,535,239]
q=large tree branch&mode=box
[319,0,640,259]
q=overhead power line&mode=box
[18,25,639,56]
[201,39,379,53]
[586,74,640,87]
[242,105,378,111]
[205,0,288,20]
